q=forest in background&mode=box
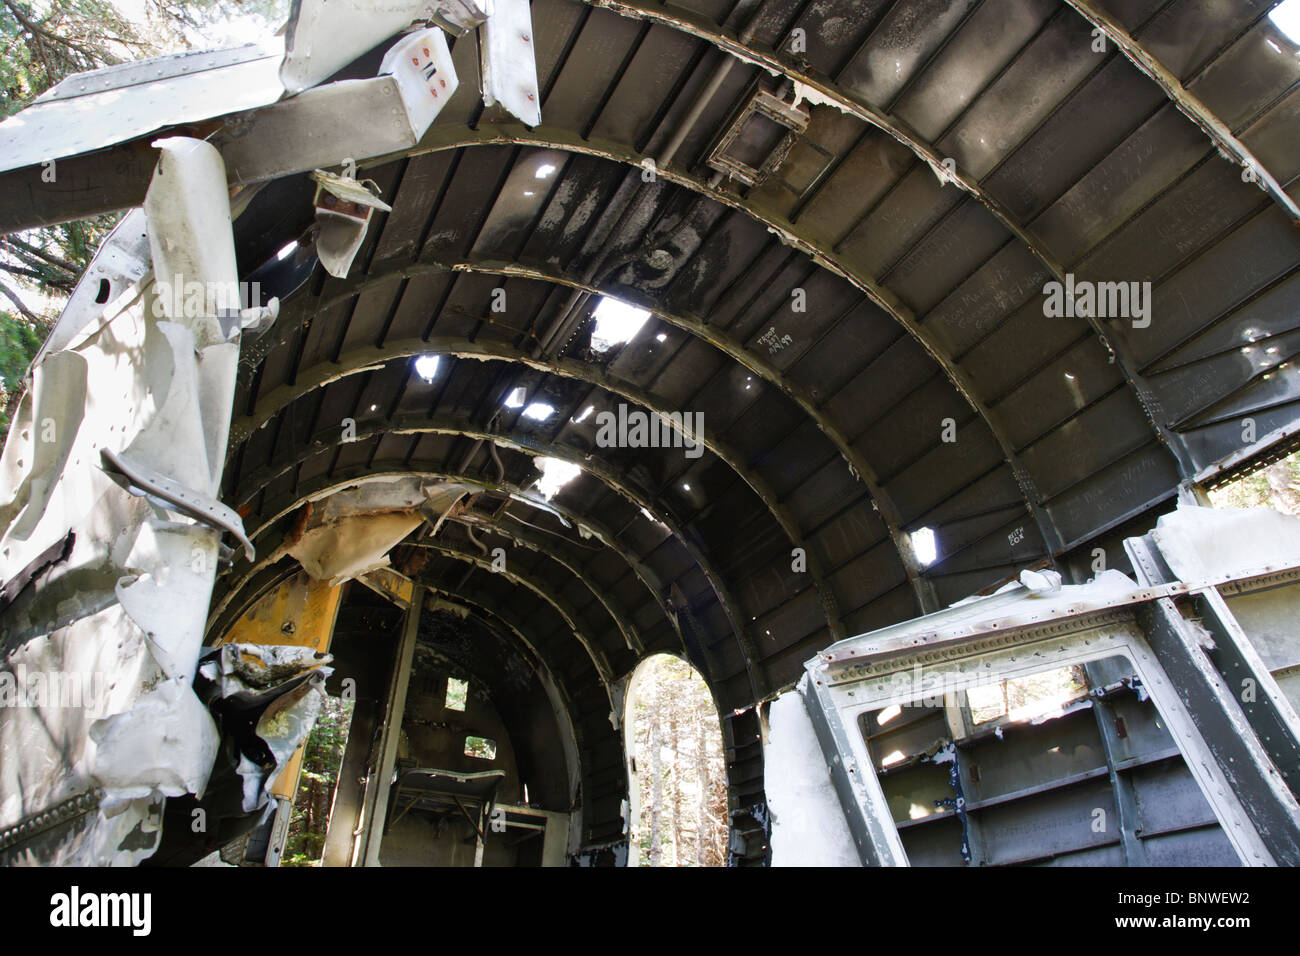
[629,654,728,866]
[0,0,286,439]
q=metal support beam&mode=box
[227,417,764,698]
[1127,532,1300,801]
[1062,0,1300,225]
[448,514,646,654]
[575,0,1195,479]
[1123,528,1300,862]
[217,468,687,659]
[406,539,619,690]
[1194,586,1300,797]
[1133,594,1300,864]
[390,128,1069,555]
[1085,666,1148,866]
[356,583,424,867]
[1,108,1068,570]
[316,254,936,610]
[320,600,404,867]
[574,0,1071,268]
[231,338,844,642]
[799,674,909,866]
[261,797,296,868]
[566,0,1233,482]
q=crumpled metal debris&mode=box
[310,169,392,278]
[277,478,473,584]
[89,678,219,815]
[0,138,247,865]
[196,643,333,813]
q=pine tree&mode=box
[0,0,289,442]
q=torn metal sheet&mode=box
[199,643,331,698]
[310,169,394,278]
[479,0,541,126]
[0,530,73,614]
[0,138,248,865]
[285,510,427,582]
[196,643,332,812]
[1,790,164,867]
[378,27,461,140]
[765,690,858,867]
[276,479,472,583]
[89,678,219,814]
[280,0,445,94]
[0,45,284,174]
[0,10,460,213]
[428,0,489,34]
[1151,505,1300,586]
[30,211,152,365]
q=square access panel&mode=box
[706,89,810,188]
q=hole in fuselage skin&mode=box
[95,278,111,304]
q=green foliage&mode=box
[629,653,727,866]
[445,676,468,711]
[1209,450,1300,516]
[0,0,145,119]
[0,310,49,435]
[0,0,289,446]
[1,311,43,384]
[280,695,355,866]
[1,0,290,121]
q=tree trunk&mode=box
[668,681,680,867]
[696,681,709,866]
[648,671,663,866]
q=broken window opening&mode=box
[624,653,727,867]
[414,354,441,382]
[1207,446,1300,515]
[965,663,1090,727]
[464,735,497,760]
[855,655,1238,866]
[590,296,651,353]
[445,677,468,712]
[639,506,665,527]
[911,527,938,566]
[280,693,356,867]
[534,456,581,500]
[1270,0,1300,45]
[521,402,554,421]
